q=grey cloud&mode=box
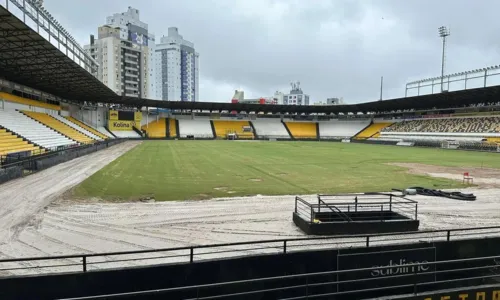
[43,0,500,103]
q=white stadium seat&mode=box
[319,120,371,139]
[178,119,213,138]
[97,127,115,138]
[251,119,289,139]
[52,114,103,141]
[111,130,141,138]
[0,110,76,149]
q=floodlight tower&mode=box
[438,26,451,92]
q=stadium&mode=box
[1,1,500,300]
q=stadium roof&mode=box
[1,5,500,114]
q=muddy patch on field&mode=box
[389,163,500,188]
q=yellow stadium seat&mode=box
[142,118,166,138]
[66,117,108,140]
[285,122,317,139]
[487,137,500,143]
[0,129,41,156]
[212,120,254,139]
[168,119,177,138]
[355,122,393,139]
[22,111,95,144]
[0,92,61,111]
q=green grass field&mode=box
[72,141,500,201]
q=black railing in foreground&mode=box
[57,254,500,300]
[1,226,500,276]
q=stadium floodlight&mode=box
[438,26,451,92]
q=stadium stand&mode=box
[22,111,94,144]
[0,110,76,149]
[0,127,41,156]
[251,119,290,139]
[168,118,177,138]
[66,117,109,140]
[142,118,166,138]
[318,120,371,139]
[0,92,60,111]
[285,122,317,139]
[52,114,103,141]
[97,127,115,138]
[355,122,393,139]
[178,119,213,138]
[212,120,254,139]
[110,130,141,138]
[382,117,500,133]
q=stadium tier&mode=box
[178,119,213,138]
[111,130,141,138]
[0,110,76,149]
[355,122,393,139]
[284,122,317,139]
[142,118,167,138]
[66,117,109,140]
[0,92,60,111]
[212,120,254,139]
[251,119,290,139]
[379,116,500,142]
[52,114,103,141]
[383,117,500,133]
[22,111,95,144]
[318,120,371,139]
[97,126,115,138]
[0,128,42,156]
[168,118,177,138]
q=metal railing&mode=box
[295,193,418,223]
[1,226,500,277]
[57,254,500,299]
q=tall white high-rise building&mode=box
[155,27,199,102]
[84,7,155,98]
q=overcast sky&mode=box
[43,0,500,104]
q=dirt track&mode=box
[0,141,141,243]
[390,163,500,188]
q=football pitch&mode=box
[72,141,500,201]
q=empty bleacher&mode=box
[251,119,290,139]
[0,92,60,111]
[319,120,371,139]
[168,118,177,138]
[355,122,393,139]
[212,120,254,139]
[178,119,213,138]
[0,110,76,149]
[66,117,109,140]
[0,128,41,156]
[285,122,317,139]
[52,114,103,141]
[142,118,166,138]
[23,111,94,144]
[97,126,115,138]
[110,130,141,138]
